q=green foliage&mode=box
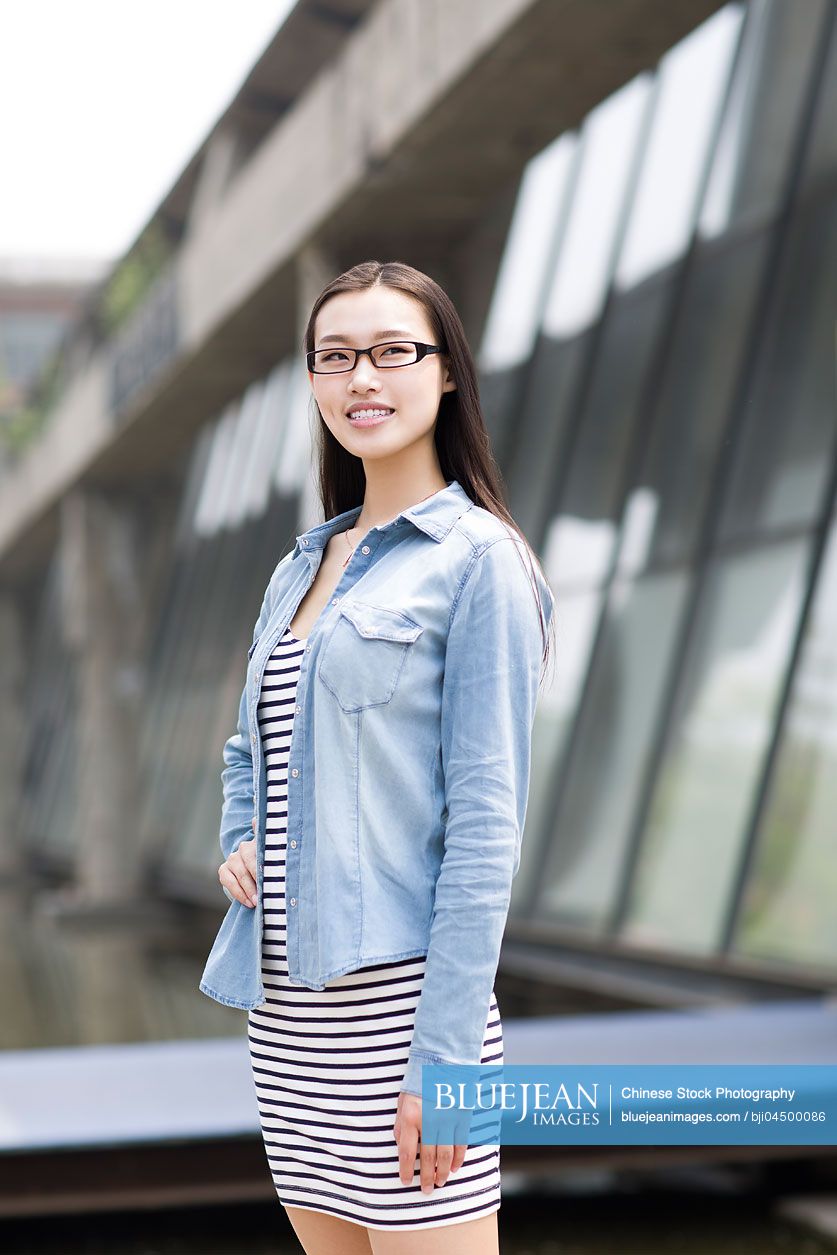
[0,341,66,456]
[0,219,174,456]
[99,220,173,335]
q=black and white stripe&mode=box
[247,626,503,1231]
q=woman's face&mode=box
[309,287,456,463]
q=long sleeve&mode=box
[400,536,554,1097]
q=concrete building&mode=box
[0,256,105,428]
[2,0,836,1048]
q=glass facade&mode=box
[17,0,837,1006]
[494,0,837,978]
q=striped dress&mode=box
[247,625,504,1232]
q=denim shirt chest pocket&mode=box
[318,599,424,711]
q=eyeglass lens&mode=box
[311,342,419,373]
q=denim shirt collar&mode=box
[292,479,472,558]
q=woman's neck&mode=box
[349,478,449,537]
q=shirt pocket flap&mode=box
[339,601,424,643]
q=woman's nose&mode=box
[350,363,379,388]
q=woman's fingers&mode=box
[238,835,258,878]
[432,1142,455,1187]
[218,836,259,906]
[397,1122,419,1187]
[218,862,254,906]
[392,1091,467,1192]
[394,1092,420,1186]
[419,1140,437,1191]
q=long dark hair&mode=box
[301,259,554,682]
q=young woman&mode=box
[200,259,554,1254]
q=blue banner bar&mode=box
[420,1063,837,1145]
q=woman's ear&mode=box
[441,362,457,394]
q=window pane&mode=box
[546,284,670,590]
[735,517,837,969]
[616,4,743,287]
[543,75,650,337]
[505,335,589,543]
[536,571,689,931]
[799,2,837,192]
[479,132,577,373]
[718,194,837,541]
[616,230,768,574]
[699,0,827,237]
[510,586,603,913]
[622,539,809,953]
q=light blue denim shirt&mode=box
[198,479,554,1096]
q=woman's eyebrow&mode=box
[316,328,416,345]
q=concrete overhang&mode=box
[0,0,724,583]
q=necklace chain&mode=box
[341,487,442,567]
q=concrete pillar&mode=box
[0,595,25,878]
[296,243,339,350]
[57,486,146,904]
[296,243,340,526]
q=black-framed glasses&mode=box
[307,340,444,375]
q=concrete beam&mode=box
[0,0,724,580]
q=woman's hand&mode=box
[393,1092,467,1193]
[218,822,258,907]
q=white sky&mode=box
[1,0,297,266]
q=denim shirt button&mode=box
[295,704,301,713]
[290,897,297,906]
[291,768,299,777]
[331,597,338,605]
[290,839,297,848]
[361,545,370,554]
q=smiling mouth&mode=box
[347,407,395,427]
